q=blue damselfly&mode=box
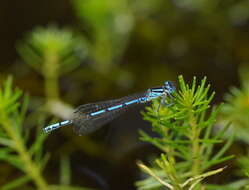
[43,81,176,135]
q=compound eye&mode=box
[165,81,176,93]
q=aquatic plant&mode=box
[0,77,93,190]
[0,77,49,189]
[17,26,87,104]
[220,65,249,187]
[136,76,236,190]
[73,0,134,74]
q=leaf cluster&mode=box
[0,77,48,189]
[0,77,92,190]
[136,76,233,190]
[220,65,249,186]
[220,64,249,144]
[17,26,87,76]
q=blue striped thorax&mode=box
[146,81,175,101]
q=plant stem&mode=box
[43,53,60,102]
[1,115,49,190]
[190,114,201,176]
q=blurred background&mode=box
[1,0,249,189]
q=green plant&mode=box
[220,65,249,188]
[72,0,136,91]
[73,0,134,74]
[17,25,87,139]
[0,77,49,189]
[136,76,234,190]
[0,77,93,190]
[220,65,249,144]
[17,26,87,104]
[17,24,110,156]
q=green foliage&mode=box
[0,76,48,190]
[136,76,233,190]
[14,23,110,189]
[0,77,95,190]
[220,65,249,144]
[220,65,249,187]
[17,26,87,76]
[17,26,87,103]
[73,0,133,73]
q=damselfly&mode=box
[43,81,176,135]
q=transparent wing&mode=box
[72,92,147,135]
